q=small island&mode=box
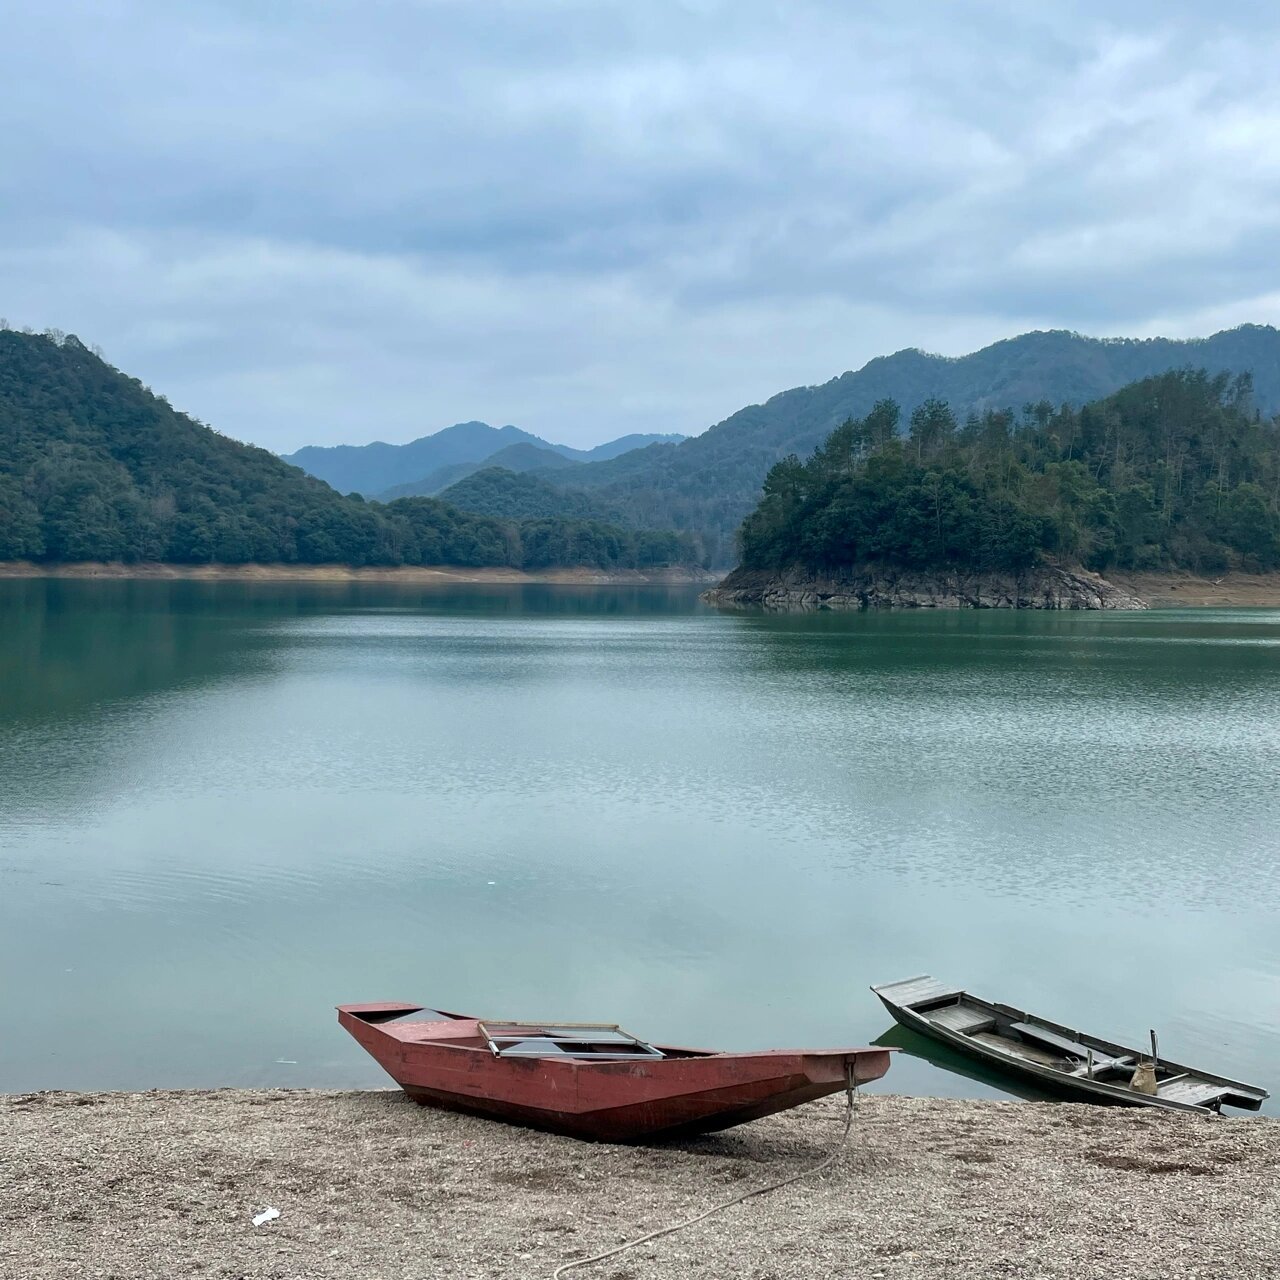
[706,370,1280,610]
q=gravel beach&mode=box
[3,1089,1277,1279]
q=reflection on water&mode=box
[872,1024,1063,1104]
[1,580,1277,1110]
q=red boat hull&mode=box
[338,1003,893,1142]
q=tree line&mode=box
[739,370,1280,575]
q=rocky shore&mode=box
[704,564,1149,611]
[4,1089,1277,1279]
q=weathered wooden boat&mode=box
[338,1002,894,1142]
[872,975,1268,1114]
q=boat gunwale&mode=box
[338,1005,891,1071]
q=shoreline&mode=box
[4,1088,1277,1278]
[704,565,1280,610]
[0,559,716,586]
[1104,569,1280,607]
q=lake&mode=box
[2,578,1278,1110]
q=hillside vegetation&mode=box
[737,370,1280,577]
[554,326,1280,563]
[0,331,696,572]
[438,467,621,523]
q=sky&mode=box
[2,1,1279,453]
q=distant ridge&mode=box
[283,422,539,496]
[283,425,685,497]
[551,325,1280,562]
[378,441,577,501]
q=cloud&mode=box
[1,1,1278,450]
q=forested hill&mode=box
[736,370,1280,579]
[554,325,1280,563]
[438,467,622,523]
[0,330,697,571]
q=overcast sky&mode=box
[2,1,1278,452]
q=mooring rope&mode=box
[551,1067,859,1279]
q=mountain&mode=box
[576,432,686,462]
[730,368,1279,581]
[284,425,685,497]
[281,421,540,496]
[552,325,1280,564]
[438,467,622,523]
[0,329,697,571]
[378,441,578,500]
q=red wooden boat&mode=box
[338,1002,894,1142]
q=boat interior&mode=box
[347,1005,713,1060]
[478,1022,666,1059]
[353,1006,466,1025]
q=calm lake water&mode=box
[2,579,1278,1110]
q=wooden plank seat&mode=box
[971,1030,1063,1067]
[1157,1079,1230,1107]
[927,1004,996,1036]
[1009,1021,1104,1062]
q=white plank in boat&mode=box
[1009,1021,1091,1058]
[929,1005,995,1035]
[971,1031,1062,1067]
[874,976,963,1008]
[1157,1080,1230,1107]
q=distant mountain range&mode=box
[379,440,580,501]
[282,424,686,498]
[285,326,1280,563]
[8,322,1278,574]
[534,325,1280,563]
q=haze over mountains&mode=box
[282,425,685,499]
[379,441,580,502]
[286,325,1280,565]
[6,322,1280,574]
[528,326,1280,563]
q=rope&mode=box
[551,1067,859,1279]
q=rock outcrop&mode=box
[702,563,1148,610]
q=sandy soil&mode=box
[3,1090,1277,1279]
[0,560,715,585]
[1105,570,1280,607]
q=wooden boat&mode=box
[872,975,1268,1114]
[338,1002,894,1142]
